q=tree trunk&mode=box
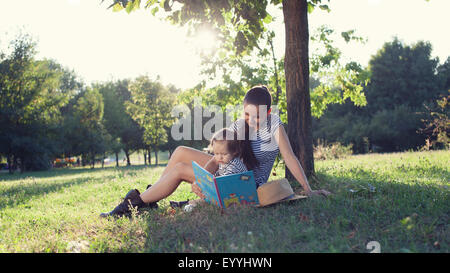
[13,156,20,173]
[154,149,158,166]
[115,152,119,167]
[144,150,147,165]
[7,154,14,174]
[147,148,152,166]
[124,149,131,166]
[91,152,95,169]
[82,154,87,167]
[282,0,315,178]
[19,156,25,173]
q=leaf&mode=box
[218,50,227,60]
[263,13,272,24]
[307,2,315,13]
[151,6,159,16]
[145,0,158,8]
[125,1,134,13]
[112,2,124,12]
[319,5,330,12]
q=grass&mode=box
[0,150,448,253]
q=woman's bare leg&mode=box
[140,146,212,203]
[160,146,211,177]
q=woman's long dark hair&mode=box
[240,85,273,170]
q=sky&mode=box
[0,0,449,90]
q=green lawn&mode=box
[0,150,448,253]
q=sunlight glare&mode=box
[368,0,382,6]
[191,29,218,54]
[67,0,81,6]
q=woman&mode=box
[100,85,330,217]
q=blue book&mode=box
[191,161,259,208]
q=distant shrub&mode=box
[418,92,450,151]
[24,153,53,171]
[314,139,353,160]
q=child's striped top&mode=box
[214,157,248,177]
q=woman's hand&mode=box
[303,189,332,197]
[191,182,205,200]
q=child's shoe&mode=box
[169,200,189,209]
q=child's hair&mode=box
[210,128,241,158]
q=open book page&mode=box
[215,172,259,208]
[192,161,221,207]
[192,161,259,208]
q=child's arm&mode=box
[204,157,219,175]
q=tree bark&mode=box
[115,152,119,167]
[124,149,131,166]
[282,0,315,178]
[18,156,24,173]
[147,149,152,165]
[91,152,95,169]
[7,154,13,174]
[82,154,87,167]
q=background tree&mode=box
[47,60,84,162]
[127,76,176,165]
[313,38,447,153]
[70,87,109,168]
[437,57,450,93]
[0,34,73,172]
[97,79,144,167]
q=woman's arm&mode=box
[274,125,331,197]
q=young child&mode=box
[171,128,247,210]
[209,128,248,177]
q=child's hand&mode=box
[204,157,219,174]
[191,183,205,200]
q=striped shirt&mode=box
[229,113,283,187]
[215,157,248,177]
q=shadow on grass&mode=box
[0,175,112,210]
[0,164,167,182]
[139,167,448,253]
[0,164,166,210]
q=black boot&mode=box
[145,184,159,209]
[100,189,157,218]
